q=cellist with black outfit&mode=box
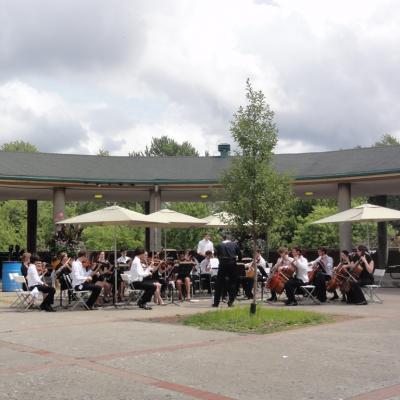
[212,234,241,308]
[345,245,372,305]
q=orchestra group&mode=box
[18,232,374,311]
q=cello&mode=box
[267,263,295,294]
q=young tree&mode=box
[221,79,293,313]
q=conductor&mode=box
[212,234,241,307]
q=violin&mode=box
[81,257,92,268]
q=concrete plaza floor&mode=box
[0,289,400,400]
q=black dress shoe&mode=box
[45,306,56,312]
[284,300,298,306]
[267,296,277,302]
[227,302,234,307]
[138,303,152,310]
[330,294,339,301]
[212,304,219,308]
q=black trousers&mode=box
[75,282,101,308]
[347,277,372,304]
[132,280,156,304]
[314,272,330,302]
[29,285,55,309]
[284,278,305,302]
[213,263,237,305]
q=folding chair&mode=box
[362,269,385,304]
[298,284,320,305]
[9,274,32,310]
[120,274,143,305]
[64,275,91,310]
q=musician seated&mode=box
[91,251,113,304]
[310,246,333,303]
[284,247,309,306]
[71,250,102,310]
[243,250,267,299]
[27,254,56,312]
[329,250,351,302]
[194,250,214,294]
[345,245,372,305]
[175,252,194,301]
[55,252,73,304]
[126,248,156,310]
[268,246,293,302]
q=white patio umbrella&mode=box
[202,212,235,227]
[312,203,400,224]
[312,203,400,248]
[57,205,168,303]
[148,209,206,255]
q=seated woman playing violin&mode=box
[91,251,113,304]
[175,251,195,302]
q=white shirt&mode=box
[199,257,212,274]
[209,258,219,277]
[197,239,214,256]
[312,255,334,276]
[27,264,43,288]
[71,259,92,288]
[127,256,152,282]
[245,255,267,276]
[293,256,309,283]
[117,255,131,264]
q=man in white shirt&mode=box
[284,246,309,306]
[27,255,56,312]
[197,250,214,294]
[126,248,156,310]
[310,246,334,302]
[71,250,101,310]
[197,233,214,262]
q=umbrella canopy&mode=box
[312,203,400,224]
[57,205,166,227]
[202,212,235,227]
[148,208,206,227]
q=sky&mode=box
[0,0,399,156]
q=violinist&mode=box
[284,247,309,306]
[71,250,101,310]
[267,247,293,302]
[243,249,267,300]
[55,252,73,304]
[27,254,56,312]
[142,252,165,306]
[345,245,373,305]
[126,248,156,309]
[309,247,333,303]
[175,251,195,302]
[92,251,113,304]
[20,252,31,291]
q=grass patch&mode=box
[182,306,332,334]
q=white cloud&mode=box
[0,0,400,155]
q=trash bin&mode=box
[2,261,22,291]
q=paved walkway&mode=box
[0,289,399,400]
